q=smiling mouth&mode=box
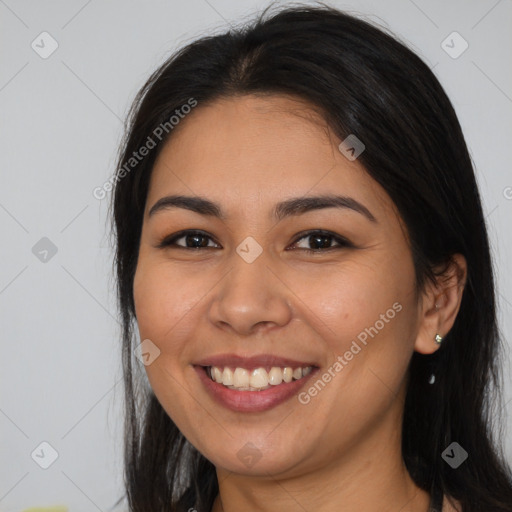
[204,365,314,391]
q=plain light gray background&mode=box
[1,0,511,510]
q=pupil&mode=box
[311,234,330,249]
[188,234,208,248]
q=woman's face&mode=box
[133,94,433,477]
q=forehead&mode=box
[146,94,396,222]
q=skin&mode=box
[133,94,466,512]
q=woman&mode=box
[109,4,512,511]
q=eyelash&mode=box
[156,229,352,254]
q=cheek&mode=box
[294,256,417,398]
[295,259,403,338]
[132,260,209,427]
[133,260,203,348]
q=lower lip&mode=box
[194,365,318,413]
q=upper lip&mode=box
[194,353,317,370]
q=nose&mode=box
[207,251,293,336]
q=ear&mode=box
[414,253,467,355]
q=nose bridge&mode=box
[208,243,292,334]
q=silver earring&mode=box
[429,330,443,384]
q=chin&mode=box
[202,444,306,478]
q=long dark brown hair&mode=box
[109,3,512,511]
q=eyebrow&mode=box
[148,194,377,223]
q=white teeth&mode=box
[222,367,233,386]
[249,368,268,389]
[207,364,313,391]
[268,367,283,385]
[213,367,223,383]
[233,367,249,388]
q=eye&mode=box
[156,230,220,250]
[156,229,352,253]
[289,230,352,253]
